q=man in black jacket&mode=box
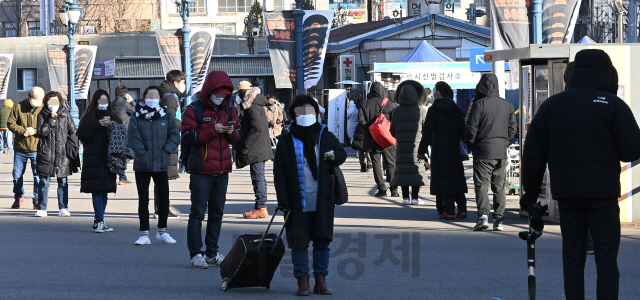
[112,85,136,185]
[465,74,517,231]
[521,49,640,299]
[359,82,399,197]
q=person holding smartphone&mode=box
[128,86,180,245]
[77,89,122,232]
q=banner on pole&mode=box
[327,89,347,143]
[265,10,333,89]
[0,54,13,100]
[155,28,216,96]
[490,0,530,50]
[542,0,581,44]
[45,45,97,100]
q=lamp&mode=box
[59,6,69,25]
[68,5,83,24]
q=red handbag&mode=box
[369,98,396,149]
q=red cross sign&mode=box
[343,57,353,67]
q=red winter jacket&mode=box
[181,71,240,175]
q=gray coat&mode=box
[390,81,428,187]
[127,106,180,172]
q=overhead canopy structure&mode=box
[397,40,455,63]
[577,35,596,44]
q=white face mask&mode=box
[210,94,224,106]
[296,114,317,127]
[48,105,59,112]
[178,83,186,94]
[97,103,109,111]
[145,99,160,108]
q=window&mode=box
[213,22,236,35]
[273,0,290,11]
[28,21,40,36]
[219,0,253,13]
[17,69,36,91]
[127,89,140,102]
[172,0,207,14]
[4,23,17,37]
[474,0,487,9]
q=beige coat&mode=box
[265,101,284,138]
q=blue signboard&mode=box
[469,47,510,72]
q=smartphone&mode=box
[103,116,111,121]
[227,121,236,125]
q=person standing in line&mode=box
[183,71,240,269]
[273,95,346,296]
[346,100,358,145]
[390,81,428,205]
[266,94,284,139]
[8,87,44,209]
[0,99,14,154]
[128,86,180,245]
[464,74,517,231]
[77,89,122,233]
[156,70,186,219]
[233,80,252,123]
[34,91,76,217]
[417,81,467,220]
[235,87,274,219]
[351,100,371,173]
[111,85,136,185]
[522,49,640,300]
[357,82,399,197]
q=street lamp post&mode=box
[58,1,83,127]
[173,0,194,105]
[293,0,305,94]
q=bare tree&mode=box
[0,0,39,37]
[53,0,155,34]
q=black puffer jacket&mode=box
[464,74,517,159]
[521,49,640,203]
[418,97,467,195]
[235,88,273,168]
[36,106,76,178]
[159,80,184,180]
[77,111,118,194]
[354,82,398,152]
[390,80,428,187]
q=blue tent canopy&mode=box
[577,36,596,44]
[397,40,454,63]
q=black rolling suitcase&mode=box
[220,207,289,291]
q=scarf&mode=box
[290,122,322,181]
[135,104,166,120]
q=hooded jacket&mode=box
[390,80,428,187]
[521,49,640,203]
[353,82,398,152]
[464,74,517,160]
[36,106,76,178]
[180,71,240,175]
[418,96,467,195]
[235,87,273,168]
[8,99,43,153]
[347,100,358,141]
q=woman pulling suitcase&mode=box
[273,94,347,296]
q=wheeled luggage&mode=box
[220,207,289,291]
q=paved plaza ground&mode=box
[1,149,639,299]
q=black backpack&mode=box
[180,100,234,172]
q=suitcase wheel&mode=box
[222,280,228,291]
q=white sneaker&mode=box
[58,208,71,217]
[94,221,114,233]
[156,232,177,244]
[402,199,411,205]
[35,210,47,217]
[191,254,209,269]
[205,252,225,267]
[135,235,151,245]
[411,199,425,205]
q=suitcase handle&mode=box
[257,207,290,254]
[253,239,274,243]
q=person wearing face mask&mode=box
[34,91,77,217]
[265,94,284,139]
[182,71,239,269]
[273,94,347,296]
[128,86,180,245]
[77,89,123,232]
[8,86,44,209]
[235,87,274,219]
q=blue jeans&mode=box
[291,212,331,277]
[0,129,12,152]
[187,173,229,258]
[92,192,109,221]
[13,151,39,203]
[37,177,68,210]
[250,161,268,209]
